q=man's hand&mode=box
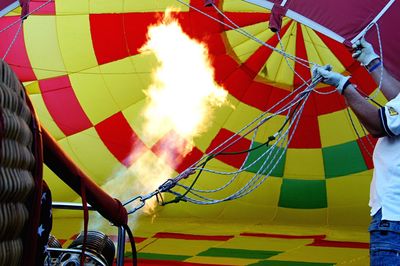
[312,65,351,94]
[352,37,379,66]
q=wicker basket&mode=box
[0,60,35,265]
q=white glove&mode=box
[312,65,351,94]
[352,37,379,66]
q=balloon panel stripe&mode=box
[60,127,123,184]
[89,13,163,65]
[313,88,347,116]
[316,31,377,95]
[0,16,36,81]
[29,1,55,15]
[28,92,66,140]
[356,136,376,170]
[39,75,92,135]
[221,67,254,102]
[24,15,66,80]
[221,12,270,32]
[293,23,311,87]
[240,81,276,112]
[179,10,223,38]
[308,238,369,249]
[322,140,367,178]
[196,247,281,259]
[318,109,359,147]
[284,148,324,180]
[288,98,322,149]
[265,87,291,115]
[151,130,204,173]
[315,31,354,68]
[278,179,327,209]
[175,147,204,173]
[348,65,378,96]
[243,141,286,177]
[206,128,250,169]
[95,111,148,167]
[243,21,292,77]
[90,14,132,65]
[213,54,241,84]
[153,232,234,241]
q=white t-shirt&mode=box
[370,93,400,220]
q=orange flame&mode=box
[102,9,228,219]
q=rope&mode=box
[345,107,373,158]
[2,20,23,60]
[175,0,315,68]
[169,78,312,187]
[276,31,311,86]
[170,90,309,204]
[366,22,384,100]
[0,0,53,34]
[164,79,316,204]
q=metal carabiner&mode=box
[127,197,145,215]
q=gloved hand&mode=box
[312,65,351,94]
[352,37,379,66]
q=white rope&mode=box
[211,2,313,68]
[0,0,53,34]
[187,78,313,179]
[2,20,22,60]
[276,31,311,86]
[161,75,320,202]
[171,84,313,203]
[366,22,384,100]
[128,1,382,207]
[174,77,312,181]
[175,0,314,68]
[174,91,309,204]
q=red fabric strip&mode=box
[308,238,369,249]
[90,11,269,65]
[356,135,377,170]
[150,130,204,173]
[176,146,204,173]
[288,92,322,148]
[243,21,292,79]
[0,16,36,81]
[240,232,326,239]
[221,12,270,32]
[293,23,311,88]
[317,32,377,96]
[205,128,250,169]
[29,1,55,15]
[95,112,147,167]
[153,232,234,241]
[39,75,92,136]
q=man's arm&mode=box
[367,58,400,100]
[313,66,385,138]
[342,84,385,138]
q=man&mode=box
[313,38,400,265]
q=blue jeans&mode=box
[369,209,400,265]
